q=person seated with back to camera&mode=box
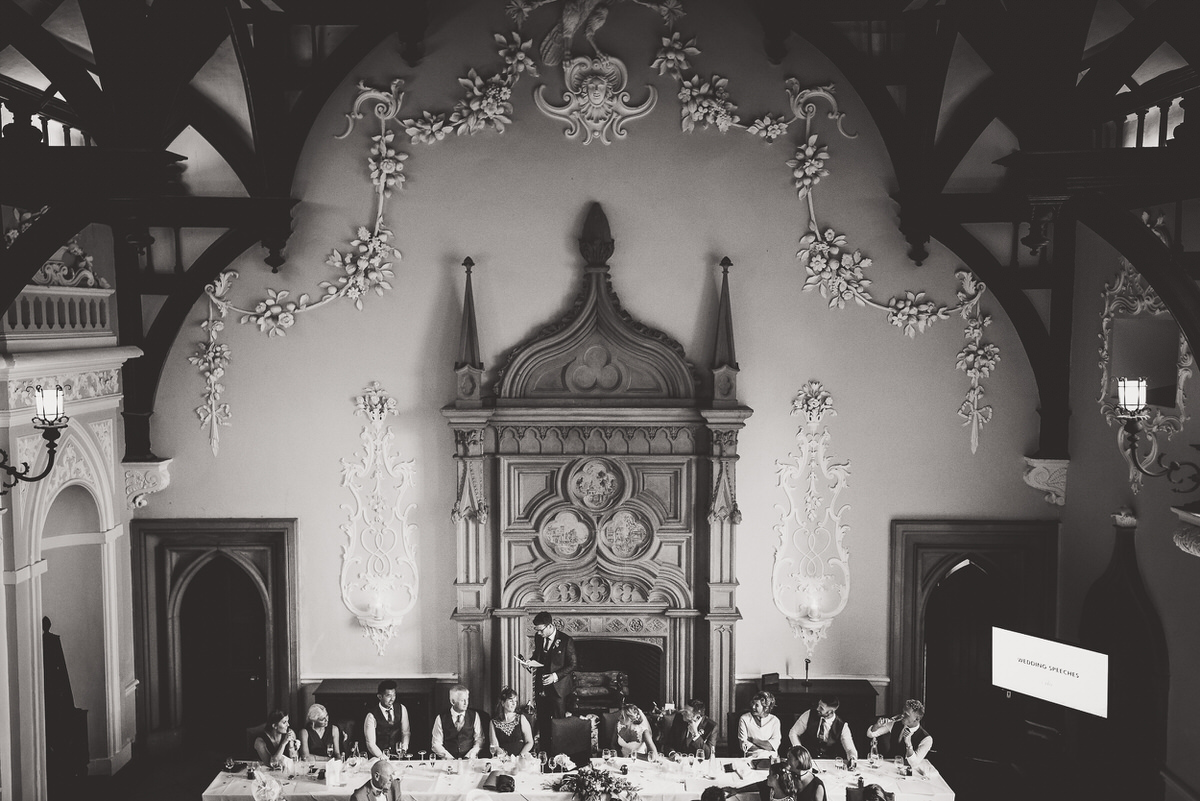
[860,785,894,801]
[490,687,534,757]
[300,703,342,759]
[865,699,932,766]
[737,691,781,759]
[350,757,400,801]
[764,746,824,801]
[432,684,485,760]
[612,703,659,758]
[663,698,717,758]
[254,709,298,765]
[787,695,856,764]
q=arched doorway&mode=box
[180,555,268,756]
[924,559,1011,760]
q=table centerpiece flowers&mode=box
[548,764,640,801]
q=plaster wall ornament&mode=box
[89,419,114,477]
[1021,456,1069,506]
[338,382,420,655]
[28,238,108,289]
[123,459,174,509]
[1172,526,1200,557]
[189,271,235,455]
[534,55,656,144]
[7,369,120,408]
[772,381,851,657]
[1097,259,1192,493]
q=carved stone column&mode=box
[444,412,493,704]
[700,408,751,741]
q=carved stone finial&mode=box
[455,256,484,406]
[578,202,614,266]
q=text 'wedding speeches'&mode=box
[992,627,1109,718]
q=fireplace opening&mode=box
[573,638,663,713]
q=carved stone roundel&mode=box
[569,458,622,511]
[542,509,592,557]
[600,509,651,559]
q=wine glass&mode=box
[491,744,500,760]
[224,755,235,771]
[327,743,336,759]
[539,751,548,774]
[418,750,428,765]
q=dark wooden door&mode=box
[923,561,1014,760]
[181,556,268,755]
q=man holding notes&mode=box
[519,611,576,754]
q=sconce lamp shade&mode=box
[1117,377,1148,416]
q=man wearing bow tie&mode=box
[867,699,933,765]
[527,611,577,753]
[350,758,399,801]
[431,685,484,759]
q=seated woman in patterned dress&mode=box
[490,688,534,757]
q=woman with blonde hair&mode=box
[300,703,342,759]
[738,691,781,759]
[613,703,658,758]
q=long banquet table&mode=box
[201,757,953,801]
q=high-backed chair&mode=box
[598,711,620,752]
[245,725,265,758]
[550,717,592,766]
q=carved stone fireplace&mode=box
[443,204,751,736]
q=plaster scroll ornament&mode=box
[1021,456,1068,507]
[124,459,174,510]
[534,55,657,144]
[1097,258,1192,494]
[338,383,420,655]
[772,381,851,658]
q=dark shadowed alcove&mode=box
[574,638,663,713]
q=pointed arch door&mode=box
[132,519,298,754]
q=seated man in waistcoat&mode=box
[431,684,484,760]
[787,695,856,762]
[363,680,411,759]
[866,699,933,765]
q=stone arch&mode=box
[20,422,117,566]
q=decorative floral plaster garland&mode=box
[192,3,999,454]
[650,30,1000,453]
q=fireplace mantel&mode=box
[444,203,750,743]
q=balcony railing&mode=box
[0,285,115,351]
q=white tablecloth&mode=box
[200,757,953,801]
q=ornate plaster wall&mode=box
[146,1,1046,690]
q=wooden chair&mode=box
[245,725,265,758]
[550,717,592,766]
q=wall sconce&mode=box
[2,385,69,494]
[1115,376,1200,493]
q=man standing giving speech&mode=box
[523,611,576,754]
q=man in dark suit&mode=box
[349,758,399,801]
[663,698,718,758]
[528,611,576,753]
